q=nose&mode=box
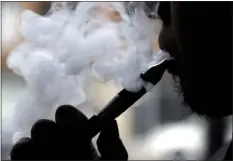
[158,26,176,58]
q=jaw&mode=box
[181,81,232,118]
[169,72,232,118]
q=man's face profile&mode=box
[158,2,232,118]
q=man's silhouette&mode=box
[11,2,232,160]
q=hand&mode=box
[10,105,128,160]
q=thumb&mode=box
[97,120,128,160]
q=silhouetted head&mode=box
[155,2,232,117]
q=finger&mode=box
[11,137,35,160]
[55,105,88,129]
[55,105,98,160]
[31,119,57,143]
[30,119,59,159]
[97,120,128,160]
[55,104,89,140]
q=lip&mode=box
[166,59,179,76]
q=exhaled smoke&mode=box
[7,2,169,139]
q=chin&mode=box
[170,72,232,118]
[181,82,232,118]
[184,97,232,118]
